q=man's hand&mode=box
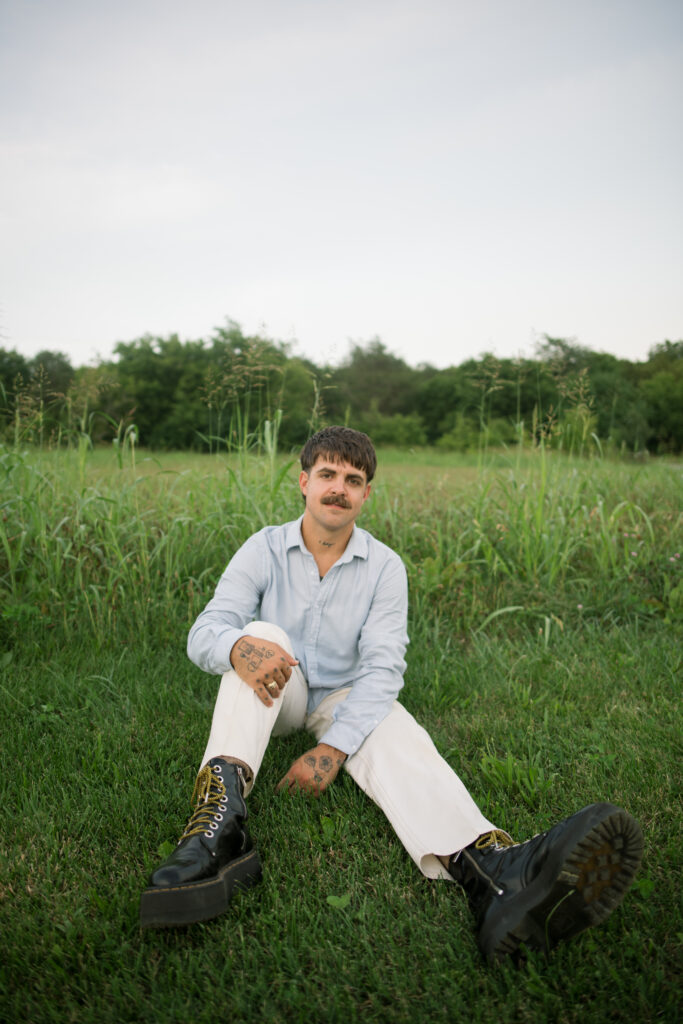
[230,635,299,707]
[276,743,347,796]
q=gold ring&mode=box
[267,682,278,694]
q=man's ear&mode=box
[299,470,309,499]
[362,483,371,504]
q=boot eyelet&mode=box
[214,813,223,821]
[209,822,218,830]
[204,831,213,838]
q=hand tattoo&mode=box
[278,745,346,796]
[303,753,345,782]
[236,639,275,672]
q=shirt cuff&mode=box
[188,626,248,676]
[216,628,248,674]
[318,720,367,758]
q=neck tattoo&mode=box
[319,540,333,547]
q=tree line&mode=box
[1,320,681,454]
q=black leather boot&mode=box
[140,758,262,928]
[449,803,643,963]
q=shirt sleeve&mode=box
[318,553,409,755]
[186,534,266,675]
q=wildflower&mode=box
[577,603,583,610]
[631,551,637,558]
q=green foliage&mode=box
[436,413,517,452]
[323,338,428,423]
[0,347,30,401]
[29,350,75,396]
[1,330,682,453]
[640,364,683,453]
[356,407,427,447]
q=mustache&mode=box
[321,494,351,508]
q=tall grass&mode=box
[0,421,297,646]
[1,441,681,653]
[371,447,681,641]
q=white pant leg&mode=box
[306,690,498,879]
[200,621,309,794]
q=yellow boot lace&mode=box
[178,764,229,843]
[474,829,515,850]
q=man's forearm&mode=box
[187,614,244,675]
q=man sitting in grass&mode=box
[141,425,643,962]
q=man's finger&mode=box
[256,684,274,706]
[276,774,306,794]
[275,774,291,793]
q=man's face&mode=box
[299,457,371,532]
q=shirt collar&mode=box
[286,515,368,562]
[286,517,305,551]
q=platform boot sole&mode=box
[480,804,644,963]
[139,846,262,928]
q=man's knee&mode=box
[244,621,294,655]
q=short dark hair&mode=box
[300,426,377,482]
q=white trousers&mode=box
[201,621,497,880]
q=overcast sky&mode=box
[1,0,681,371]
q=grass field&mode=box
[1,443,681,1023]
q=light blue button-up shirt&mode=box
[187,515,409,755]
